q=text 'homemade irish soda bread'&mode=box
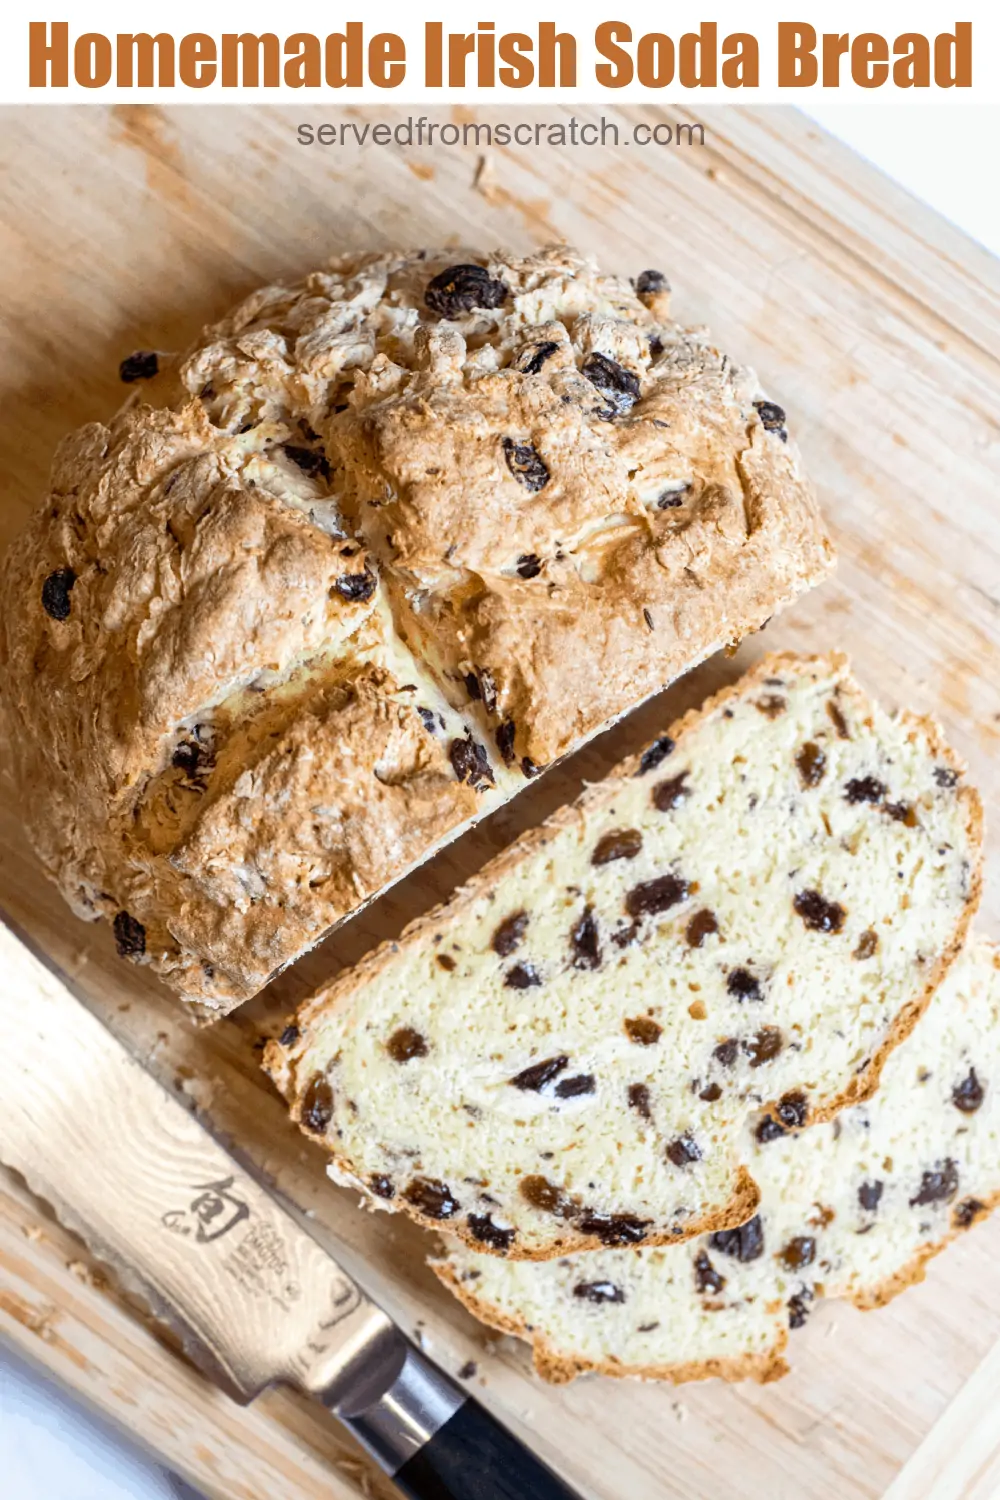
[432,941,1000,1384]
[265,653,981,1259]
[0,245,833,1011]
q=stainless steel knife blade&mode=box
[0,916,584,1500]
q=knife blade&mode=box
[0,916,585,1500]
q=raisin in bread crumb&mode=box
[431,940,1000,1384]
[265,653,981,1259]
[0,244,832,1012]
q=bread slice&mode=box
[0,244,832,1011]
[431,940,1000,1384]
[265,653,981,1259]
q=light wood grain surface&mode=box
[0,102,998,1500]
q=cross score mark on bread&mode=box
[0,244,832,1009]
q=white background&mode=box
[1,102,998,1499]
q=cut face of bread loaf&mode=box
[266,653,981,1259]
[0,245,831,1011]
[431,941,1000,1384]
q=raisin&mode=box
[301,1075,334,1134]
[283,443,331,481]
[827,699,851,739]
[794,890,846,934]
[113,911,146,958]
[555,1074,596,1099]
[464,671,482,701]
[492,910,528,956]
[459,1361,478,1379]
[954,1198,985,1229]
[776,1092,809,1129]
[278,1024,300,1047]
[952,1068,985,1113]
[657,486,689,509]
[570,908,601,970]
[582,352,642,417]
[934,766,959,789]
[845,776,886,805]
[713,1038,739,1067]
[853,929,879,960]
[573,1280,626,1304]
[119,350,159,382]
[521,757,541,779]
[334,570,377,603]
[858,1180,883,1211]
[746,1027,784,1068]
[577,1214,650,1246]
[495,720,517,764]
[780,1236,816,1270]
[756,695,787,719]
[172,739,210,779]
[796,742,826,788]
[754,400,788,439]
[387,1026,428,1063]
[449,736,495,788]
[404,1178,461,1220]
[612,921,639,949]
[515,552,543,578]
[887,801,918,827]
[436,953,456,972]
[788,1295,811,1330]
[425,263,508,318]
[727,968,762,1003]
[686,909,719,947]
[637,736,675,775]
[625,1016,662,1046]
[756,1117,787,1144]
[628,1083,652,1119]
[467,1214,516,1251]
[711,1215,764,1262]
[510,1055,568,1092]
[517,340,560,375]
[592,828,643,865]
[666,1136,701,1167]
[699,1082,723,1102]
[625,874,689,918]
[693,1249,726,1294]
[520,1176,577,1218]
[502,438,549,492]
[505,962,542,990]
[417,707,437,734]
[41,567,76,621]
[910,1161,960,1208]
[636,268,670,296]
[370,1175,395,1199]
[652,771,690,811]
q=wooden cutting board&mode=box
[1,102,999,1500]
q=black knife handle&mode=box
[330,1339,583,1500]
[392,1395,585,1500]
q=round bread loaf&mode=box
[432,940,1000,1383]
[0,245,832,1010]
[266,652,981,1259]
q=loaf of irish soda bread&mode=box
[431,940,1000,1384]
[265,653,981,1259]
[0,245,832,1011]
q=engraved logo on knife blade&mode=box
[161,1176,250,1244]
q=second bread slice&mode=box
[265,653,981,1260]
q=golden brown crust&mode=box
[429,1256,790,1386]
[0,244,832,1010]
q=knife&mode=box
[0,917,585,1500]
